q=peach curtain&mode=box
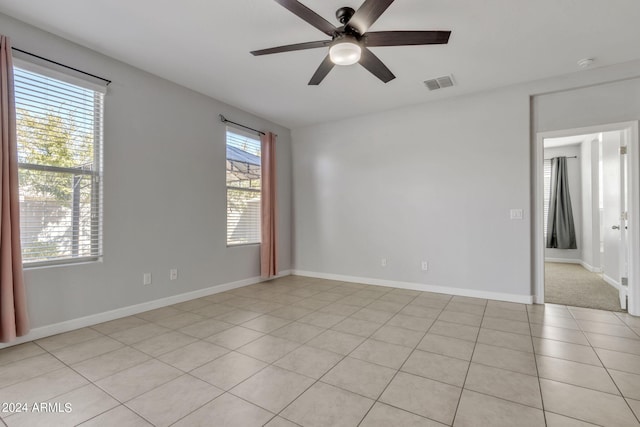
[260,132,277,277]
[0,35,29,342]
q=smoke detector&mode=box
[424,75,455,91]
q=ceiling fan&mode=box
[250,0,451,85]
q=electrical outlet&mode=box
[421,261,429,271]
[381,258,387,267]
[143,273,152,285]
[170,268,178,281]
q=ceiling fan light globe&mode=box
[329,41,361,66]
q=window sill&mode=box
[23,257,103,270]
[226,243,261,248]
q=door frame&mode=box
[534,121,640,315]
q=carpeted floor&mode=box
[545,262,624,312]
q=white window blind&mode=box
[14,64,104,266]
[543,159,551,236]
[226,128,261,246]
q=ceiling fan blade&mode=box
[308,55,335,85]
[251,40,331,56]
[359,48,395,83]
[348,0,395,35]
[365,30,451,46]
[274,0,337,36]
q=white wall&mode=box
[0,13,293,332]
[293,60,640,302]
[544,145,582,262]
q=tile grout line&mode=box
[355,294,475,426]
[213,281,401,426]
[270,286,424,427]
[353,291,438,427]
[39,311,259,426]
[449,297,487,427]
[534,305,640,426]
[166,387,265,427]
[527,304,550,427]
[4,278,640,426]
[167,323,319,425]
[13,339,159,426]
[128,278,345,426]
[282,287,441,424]
[0,279,340,426]
[195,282,360,426]
[580,323,640,425]
[7,283,410,426]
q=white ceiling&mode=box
[0,0,639,129]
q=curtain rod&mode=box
[11,47,112,86]
[219,114,265,136]
[544,156,578,160]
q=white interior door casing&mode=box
[535,122,640,315]
[619,129,630,309]
[627,123,640,316]
[601,131,621,288]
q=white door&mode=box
[619,130,629,309]
[601,130,628,309]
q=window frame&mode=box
[225,126,262,247]
[14,59,105,268]
[543,158,551,237]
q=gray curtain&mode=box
[546,156,577,249]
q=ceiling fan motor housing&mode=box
[336,7,356,25]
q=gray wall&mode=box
[293,60,640,300]
[533,77,640,133]
[0,13,293,329]
[5,8,640,328]
[292,87,533,297]
[531,73,640,304]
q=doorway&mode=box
[534,122,640,315]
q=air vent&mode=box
[424,75,454,91]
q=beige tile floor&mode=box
[1,275,640,426]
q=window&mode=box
[226,128,261,245]
[14,61,104,266]
[543,158,551,236]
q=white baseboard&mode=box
[580,261,602,273]
[545,258,581,264]
[603,274,622,291]
[292,270,534,305]
[602,274,627,310]
[1,270,291,349]
[545,258,602,273]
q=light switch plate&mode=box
[510,209,523,220]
